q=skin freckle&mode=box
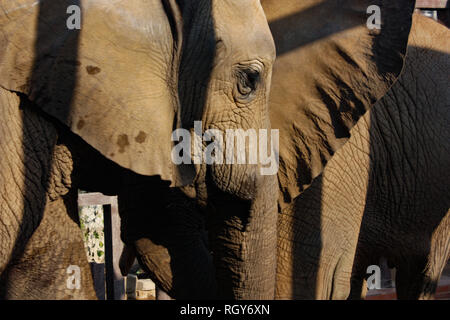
[76,119,85,130]
[135,131,147,144]
[117,134,130,153]
[86,65,101,75]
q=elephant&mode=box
[0,0,417,300]
[0,0,279,299]
[273,13,450,300]
[118,0,416,300]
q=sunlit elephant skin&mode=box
[275,14,449,300]
[0,0,278,299]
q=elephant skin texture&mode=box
[0,90,96,299]
[275,14,450,300]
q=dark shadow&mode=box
[170,0,219,298]
[268,1,357,56]
[0,1,81,297]
[268,0,411,59]
[437,6,450,28]
[119,181,217,299]
[177,0,216,127]
[109,0,219,299]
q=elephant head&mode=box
[119,0,416,301]
[260,0,415,298]
[118,0,279,300]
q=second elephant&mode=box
[275,14,450,300]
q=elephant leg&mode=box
[396,210,450,300]
[0,193,96,299]
[348,274,368,300]
[395,262,429,300]
[419,210,450,299]
[1,91,95,298]
[0,89,47,277]
[396,256,442,300]
[348,246,382,300]
[277,169,366,300]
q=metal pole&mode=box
[103,204,115,300]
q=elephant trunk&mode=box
[208,174,278,299]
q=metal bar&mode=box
[103,204,115,300]
[110,197,126,300]
[89,263,106,300]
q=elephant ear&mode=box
[262,0,415,208]
[0,0,194,186]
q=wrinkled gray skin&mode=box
[276,15,450,300]
[0,0,278,300]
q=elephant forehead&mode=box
[212,0,276,61]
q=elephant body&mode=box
[350,15,450,300]
[275,14,450,300]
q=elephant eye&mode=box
[234,65,261,103]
